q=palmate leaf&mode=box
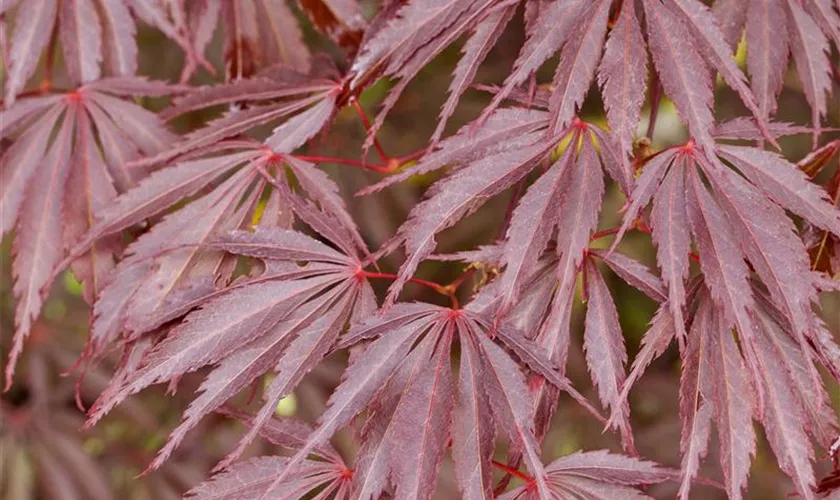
[597,0,648,177]
[3,0,837,498]
[55,74,352,362]
[384,113,629,312]
[603,137,840,498]
[346,0,780,157]
[676,281,839,500]
[1,0,221,103]
[218,0,311,79]
[411,122,646,459]
[73,141,364,363]
[719,0,840,136]
[674,280,840,500]
[127,73,341,170]
[87,225,376,471]
[187,411,351,500]
[480,250,662,465]
[614,139,840,358]
[0,80,180,386]
[258,304,606,500]
[583,259,633,449]
[499,450,672,500]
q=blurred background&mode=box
[1,1,839,498]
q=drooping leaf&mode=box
[4,0,57,105]
[684,161,762,398]
[583,259,633,450]
[650,159,691,344]
[745,0,789,119]
[677,296,715,500]
[546,0,611,134]
[716,144,840,238]
[429,4,515,146]
[60,0,103,85]
[643,0,716,155]
[598,0,648,176]
[7,102,76,387]
[785,0,833,138]
[707,306,757,500]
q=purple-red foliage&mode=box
[2,0,840,498]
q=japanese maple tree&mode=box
[1,0,840,499]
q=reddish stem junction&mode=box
[293,101,426,173]
[492,460,536,486]
[358,270,461,309]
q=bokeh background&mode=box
[1,1,839,498]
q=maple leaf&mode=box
[127,67,342,170]
[498,450,672,500]
[613,139,839,369]
[188,0,311,80]
[675,281,839,500]
[70,136,363,358]
[1,0,215,103]
[345,0,790,160]
[85,223,375,471]
[186,409,352,500]
[719,0,840,140]
[254,302,607,500]
[379,114,635,314]
[3,1,839,499]
[599,137,840,498]
[0,79,181,387]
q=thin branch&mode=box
[359,270,459,309]
[42,20,60,91]
[645,73,663,141]
[293,155,393,173]
[351,99,389,162]
[492,460,535,485]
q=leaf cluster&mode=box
[2,0,840,499]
